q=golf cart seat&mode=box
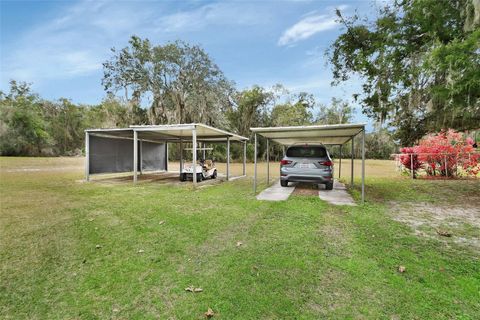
[204,159,214,170]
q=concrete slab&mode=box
[318,180,356,206]
[256,180,295,201]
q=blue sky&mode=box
[0,0,383,125]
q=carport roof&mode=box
[86,123,248,142]
[250,123,366,145]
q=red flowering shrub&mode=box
[400,129,479,178]
[399,147,422,178]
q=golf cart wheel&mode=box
[196,173,203,182]
[280,180,288,187]
[211,170,217,179]
[180,173,186,181]
[325,181,334,190]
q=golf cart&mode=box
[180,147,218,182]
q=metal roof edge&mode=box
[250,123,366,132]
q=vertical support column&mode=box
[179,140,183,174]
[350,138,354,187]
[165,143,169,172]
[226,137,230,181]
[339,144,342,179]
[243,141,246,176]
[139,140,143,175]
[85,131,90,182]
[202,142,206,160]
[192,128,197,186]
[266,138,270,185]
[361,130,365,204]
[254,133,257,194]
[133,130,138,184]
[283,145,286,157]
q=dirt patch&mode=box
[292,183,319,196]
[389,202,480,252]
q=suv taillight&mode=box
[319,160,333,166]
[280,160,292,166]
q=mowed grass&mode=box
[1,157,479,319]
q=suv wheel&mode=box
[196,173,203,182]
[325,181,333,190]
[280,180,288,187]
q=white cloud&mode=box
[154,2,267,33]
[1,0,271,86]
[278,7,346,46]
[1,0,154,85]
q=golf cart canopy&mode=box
[87,123,248,143]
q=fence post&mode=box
[410,153,414,179]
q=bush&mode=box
[400,129,479,178]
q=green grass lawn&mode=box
[1,157,479,319]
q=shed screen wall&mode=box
[89,135,166,174]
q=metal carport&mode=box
[85,123,248,186]
[250,123,366,203]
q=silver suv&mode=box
[280,144,334,189]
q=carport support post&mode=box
[165,143,169,172]
[179,140,183,173]
[243,141,246,176]
[254,133,257,194]
[350,138,354,187]
[192,128,197,185]
[226,137,230,181]
[202,142,206,160]
[133,130,138,184]
[85,131,89,181]
[139,140,143,175]
[339,144,342,179]
[266,138,270,185]
[361,130,365,204]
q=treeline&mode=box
[0,79,397,160]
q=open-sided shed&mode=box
[85,123,248,185]
[250,123,366,203]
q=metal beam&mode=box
[85,131,90,181]
[226,137,230,181]
[192,128,197,186]
[243,141,246,176]
[339,144,342,179]
[133,130,138,184]
[165,143,169,172]
[266,138,270,185]
[361,129,365,204]
[254,133,257,194]
[350,138,354,187]
[180,140,183,175]
[139,140,143,175]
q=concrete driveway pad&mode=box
[318,181,356,206]
[256,180,295,201]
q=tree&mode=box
[271,92,315,127]
[0,81,51,155]
[316,98,353,124]
[328,0,480,146]
[228,86,273,137]
[103,36,234,127]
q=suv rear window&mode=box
[286,146,327,158]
